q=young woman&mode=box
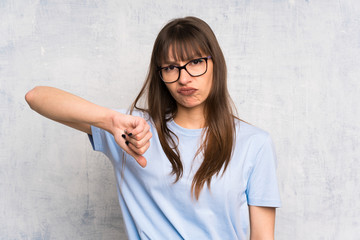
[26,16,281,240]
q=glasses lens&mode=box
[160,66,179,83]
[186,58,207,77]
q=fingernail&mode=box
[127,133,133,137]
[125,140,129,146]
[121,134,126,139]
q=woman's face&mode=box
[161,53,213,112]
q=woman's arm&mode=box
[249,206,276,240]
[25,86,151,167]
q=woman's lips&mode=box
[177,87,197,96]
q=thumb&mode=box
[127,150,147,168]
[121,141,147,168]
[134,155,147,168]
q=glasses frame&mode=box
[158,56,212,84]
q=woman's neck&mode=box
[173,105,206,129]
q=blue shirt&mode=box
[89,110,281,239]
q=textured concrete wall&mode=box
[1,0,359,239]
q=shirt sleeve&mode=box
[88,125,105,152]
[246,135,282,207]
[88,125,125,164]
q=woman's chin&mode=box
[177,101,205,110]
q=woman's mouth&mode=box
[177,87,197,96]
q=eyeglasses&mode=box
[158,56,211,83]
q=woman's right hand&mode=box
[110,113,152,168]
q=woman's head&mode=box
[145,16,228,117]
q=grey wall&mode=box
[1,0,359,239]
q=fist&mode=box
[111,113,152,167]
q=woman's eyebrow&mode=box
[163,56,203,65]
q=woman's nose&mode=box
[177,68,192,85]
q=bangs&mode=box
[156,26,211,65]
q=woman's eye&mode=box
[191,59,203,65]
[164,65,176,72]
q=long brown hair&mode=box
[131,16,237,200]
